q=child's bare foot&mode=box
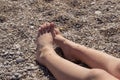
[36,23,55,65]
[50,23,78,61]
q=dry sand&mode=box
[0,0,120,80]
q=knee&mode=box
[87,69,111,80]
[89,69,107,76]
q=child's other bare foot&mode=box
[50,23,78,61]
[36,22,55,65]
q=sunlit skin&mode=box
[36,22,120,80]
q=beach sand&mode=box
[0,0,120,80]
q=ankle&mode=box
[36,46,57,66]
[38,46,53,57]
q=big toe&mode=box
[49,23,60,35]
[54,28,61,35]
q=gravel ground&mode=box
[0,0,120,80]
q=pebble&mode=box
[95,11,102,15]
[29,21,34,25]
[29,0,35,4]
[17,69,27,73]
[25,63,38,71]
[21,23,24,26]
[3,61,9,65]
[0,63,3,68]
[9,52,14,55]
[91,2,96,5]
[1,51,9,56]
[38,18,44,21]
[2,49,5,52]
[111,6,114,8]
[16,57,25,63]
[27,66,38,71]
[16,51,22,55]
[14,44,21,49]
[11,72,22,79]
[30,25,34,29]
[14,73,22,77]
[29,63,35,67]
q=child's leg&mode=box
[50,23,120,79]
[36,23,118,80]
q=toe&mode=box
[38,27,41,35]
[38,27,41,31]
[37,26,43,37]
[50,22,55,30]
[45,22,50,32]
[45,23,50,33]
[43,22,51,33]
[42,23,48,33]
[54,28,61,34]
[50,22,54,27]
[50,22,55,33]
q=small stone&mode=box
[11,72,22,79]
[29,0,35,4]
[9,52,14,55]
[8,33,12,35]
[38,18,44,21]
[0,16,6,23]
[30,25,34,29]
[91,2,96,5]
[21,23,24,26]
[14,73,21,77]
[18,69,27,73]
[16,51,20,55]
[2,51,9,56]
[3,61,9,65]
[0,63,3,68]
[25,65,38,71]
[11,75,16,80]
[16,57,25,63]
[14,44,21,49]
[95,11,102,15]
[16,51,23,55]
[2,50,5,52]
[32,66,38,70]
[29,63,35,67]
[111,6,114,8]
[29,21,34,25]
[88,36,94,40]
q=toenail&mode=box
[38,27,41,30]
